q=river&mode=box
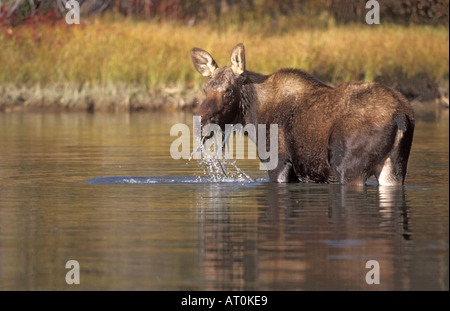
[0,107,448,290]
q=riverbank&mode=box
[0,83,201,112]
[1,80,448,113]
[0,20,448,112]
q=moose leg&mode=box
[376,157,401,186]
[328,114,414,186]
[328,127,394,186]
[267,154,298,182]
[328,131,377,185]
[375,115,414,186]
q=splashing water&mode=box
[190,129,254,183]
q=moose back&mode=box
[191,43,415,185]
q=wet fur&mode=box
[192,45,415,185]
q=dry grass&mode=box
[0,19,448,111]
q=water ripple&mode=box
[86,176,267,185]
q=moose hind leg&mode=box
[328,137,371,186]
[328,125,396,186]
[376,117,414,186]
[376,156,400,186]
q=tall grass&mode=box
[0,19,448,110]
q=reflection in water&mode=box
[194,182,421,290]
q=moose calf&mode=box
[191,43,415,185]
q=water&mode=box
[0,109,448,290]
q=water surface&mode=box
[0,109,448,290]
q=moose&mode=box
[191,43,415,185]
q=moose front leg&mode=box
[267,154,298,182]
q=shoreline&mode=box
[0,78,447,113]
[0,83,202,113]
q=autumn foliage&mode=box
[0,0,448,27]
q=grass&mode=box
[0,19,448,111]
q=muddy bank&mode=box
[0,78,447,113]
[0,83,202,113]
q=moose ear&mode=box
[191,47,218,78]
[230,43,245,75]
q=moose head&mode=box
[191,43,247,134]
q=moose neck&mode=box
[239,71,269,127]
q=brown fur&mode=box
[191,44,415,185]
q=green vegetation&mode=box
[0,19,448,111]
